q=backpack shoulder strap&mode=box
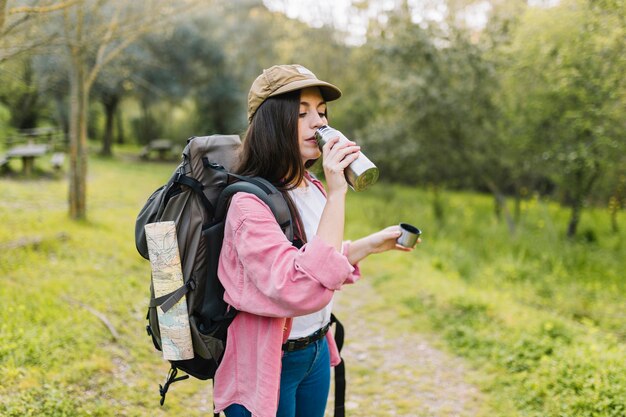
[214,176,294,242]
[330,313,346,417]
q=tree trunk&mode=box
[514,187,522,223]
[566,199,582,238]
[0,0,7,31]
[100,95,118,156]
[116,106,125,144]
[432,185,445,224]
[609,177,625,233]
[493,195,502,220]
[482,175,516,235]
[565,162,601,238]
[12,61,40,129]
[609,196,619,233]
[68,64,88,220]
[54,95,70,147]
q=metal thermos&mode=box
[315,125,379,191]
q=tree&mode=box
[344,4,514,226]
[0,0,77,63]
[49,0,202,219]
[136,18,241,138]
[92,49,137,156]
[0,57,48,129]
[502,0,626,237]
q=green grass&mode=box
[0,148,214,416]
[346,184,626,417]
[1,147,625,416]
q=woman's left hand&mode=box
[367,225,416,254]
[347,225,418,265]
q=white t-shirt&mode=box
[287,178,333,339]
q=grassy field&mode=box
[1,147,625,416]
[348,185,626,417]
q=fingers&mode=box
[322,136,360,166]
[394,243,414,252]
[321,138,360,184]
[385,226,421,251]
[335,148,360,170]
[378,225,402,240]
[395,237,421,251]
[321,135,342,154]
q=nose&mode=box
[310,112,325,130]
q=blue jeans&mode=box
[223,404,251,417]
[224,337,331,417]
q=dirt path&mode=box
[327,280,486,417]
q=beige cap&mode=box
[247,64,342,122]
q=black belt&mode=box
[282,322,331,352]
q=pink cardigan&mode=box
[213,177,360,417]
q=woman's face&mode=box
[298,87,328,165]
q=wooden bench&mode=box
[139,146,150,160]
[51,152,65,170]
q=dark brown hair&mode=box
[236,89,316,242]
[237,90,303,189]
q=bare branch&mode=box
[9,0,80,15]
[63,296,120,342]
[0,38,47,63]
[1,13,29,37]
[93,3,121,75]
[0,12,58,63]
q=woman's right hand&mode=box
[316,135,360,252]
[321,135,360,195]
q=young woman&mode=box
[213,64,414,417]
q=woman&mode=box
[213,64,414,417]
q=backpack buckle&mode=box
[202,157,223,170]
[186,279,196,291]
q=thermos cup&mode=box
[396,223,421,248]
[315,125,379,191]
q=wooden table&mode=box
[150,139,173,159]
[141,139,174,160]
[6,144,49,175]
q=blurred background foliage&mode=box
[1,0,624,234]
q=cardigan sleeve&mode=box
[218,193,356,318]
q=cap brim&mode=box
[269,79,342,102]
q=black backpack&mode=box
[135,135,296,405]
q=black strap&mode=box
[202,158,275,194]
[330,314,346,417]
[159,366,189,406]
[214,180,294,243]
[202,158,276,196]
[292,236,304,249]
[212,379,220,417]
[202,161,294,242]
[173,172,214,215]
[149,279,196,313]
[227,172,274,194]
